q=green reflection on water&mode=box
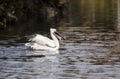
[70,0,117,31]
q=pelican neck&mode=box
[51,31,59,49]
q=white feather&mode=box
[25,28,62,50]
[29,34,56,47]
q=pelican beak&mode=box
[54,31,65,40]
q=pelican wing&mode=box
[29,34,56,47]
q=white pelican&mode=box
[25,28,64,50]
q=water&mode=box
[0,0,120,79]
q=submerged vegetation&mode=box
[0,0,67,29]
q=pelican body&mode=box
[25,28,64,50]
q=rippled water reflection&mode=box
[0,26,120,79]
[0,0,120,79]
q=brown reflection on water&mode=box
[56,0,120,79]
[70,0,117,30]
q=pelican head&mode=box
[50,28,64,40]
[50,28,56,33]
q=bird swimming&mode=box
[25,28,64,50]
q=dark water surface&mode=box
[0,0,120,79]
